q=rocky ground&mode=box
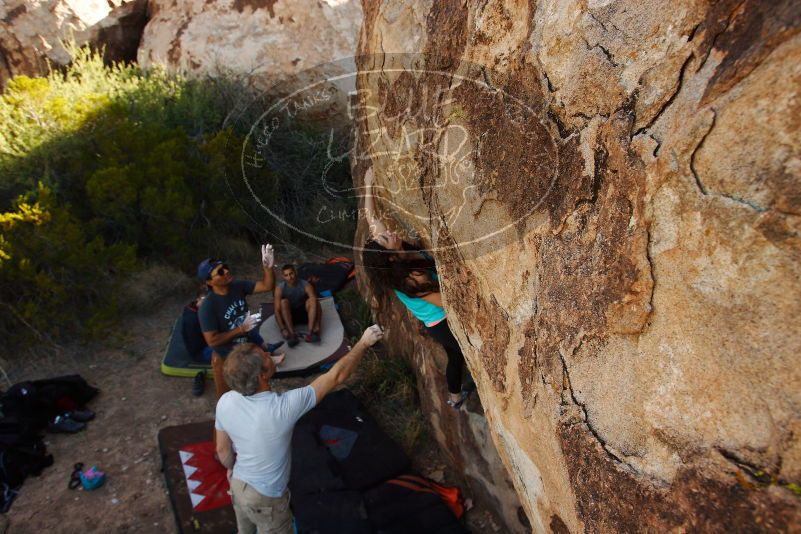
[2,282,502,533]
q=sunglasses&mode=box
[209,264,229,279]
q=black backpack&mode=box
[0,417,53,487]
[2,375,98,429]
[0,374,96,513]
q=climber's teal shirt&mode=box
[394,289,446,326]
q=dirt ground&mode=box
[2,287,502,533]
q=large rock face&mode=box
[138,0,362,86]
[354,1,801,532]
[0,0,147,90]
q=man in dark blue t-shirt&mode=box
[197,244,276,398]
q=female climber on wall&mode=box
[360,166,471,409]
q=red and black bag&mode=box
[387,474,465,519]
[363,473,469,534]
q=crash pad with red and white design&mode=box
[179,441,231,512]
[158,422,236,533]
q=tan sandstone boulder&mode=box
[354,1,801,532]
[0,0,147,90]
[137,0,362,88]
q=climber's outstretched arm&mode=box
[363,167,388,238]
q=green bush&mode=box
[0,184,137,341]
[0,47,250,348]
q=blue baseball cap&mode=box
[197,258,223,281]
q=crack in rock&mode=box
[643,226,657,329]
[583,37,619,67]
[696,0,747,73]
[689,109,715,195]
[687,108,768,212]
[632,52,694,138]
[557,338,629,467]
[542,69,556,93]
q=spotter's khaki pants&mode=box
[229,478,293,534]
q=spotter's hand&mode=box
[360,324,384,347]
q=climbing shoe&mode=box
[264,341,285,353]
[287,334,300,348]
[48,415,86,433]
[63,409,95,422]
[305,332,321,343]
[446,391,470,411]
[192,371,206,397]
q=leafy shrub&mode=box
[0,48,250,348]
[0,184,137,341]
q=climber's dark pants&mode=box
[425,319,465,394]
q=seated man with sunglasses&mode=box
[197,245,278,398]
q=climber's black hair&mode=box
[361,238,438,297]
